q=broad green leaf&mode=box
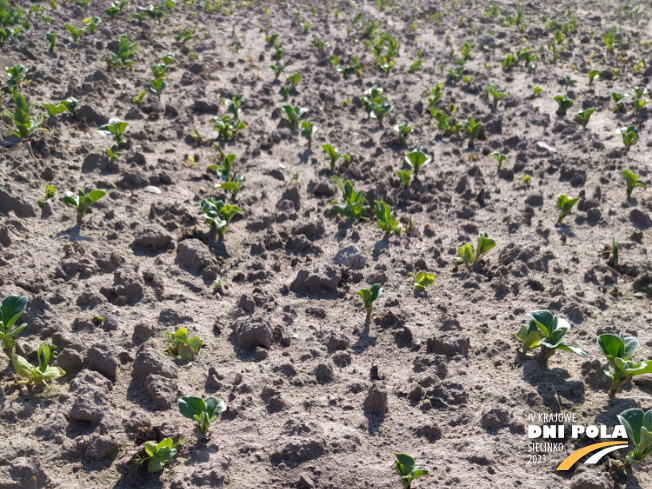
[1,295,27,331]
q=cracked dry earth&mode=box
[1,0,652,488]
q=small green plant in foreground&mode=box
[394,122,412,144]
[618,408,652,465]
[404,147,431,177]
[397,169,411,189]
[0,295,27,357]
[489,151,506,171]
[98,119,129,145]
[63,189,106,224]
[322,144,349,171]
[282,105,308,129]
[300,120,316,147]
[598,333,652,396]
[464,117,483,146]
[6,64,28,89]
[554,94,574,116]
[45,32,57,51]
[612,91,628,112]
[374,199,401,235]
[178,396,226,439]
[575,107,597,127]
[356,284,382,320]
[619,126,639,150]
[588,69,600,84]
[3,90,43,139]
[556,194,578,224]
[164,327,203,361]
[412,271,435,292]
[200,198,241,237]
[602,239,619,269]
[512,310,587,361]
[43,97,78,117]
[135,437,183,472]
[332,178,369,220]
[454,232,496,268]
[37,185,55,208]
[395,453,430,489]
[623,169,647,199]
[12,344,65,387]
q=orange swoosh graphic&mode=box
[556,442,625,470]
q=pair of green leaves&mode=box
[3,90,43,139]
[412,271,434,292]
[356,284,382,320]
[63,189,106,224]
[211,115,246,140]
[0,295,28,356]
[513,310,587,360]
[554,94,574,115]
[623,169,647,199]
[200,198,242,237]
[178,396,226,437]
[98,119,129,145]
[394,122,412,144]
[135,437,183,472]
[322,144,349,172]
[557,194,578,224]
[454,232,496,267]
[619,126,639,149]
[395,453,429,489]
[332,179,369,221]
[618,409,652,465]
[43,97,78,117]
[404,147,431,177]
[374,199,401,235]
[282,105,308,129]
[598,333,652,395]
[164,327,203,361]
[575,107,597,127]
[12,344,65,387]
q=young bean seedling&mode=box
[633,87,647,112]
[5,64,27,89]
[0,295,27,357]
[489,151,506,171]
[98,119,129,145]
[512,310,586,361]
[356,284,382,321]
[623,169,647,199]
[164,327,203,361]
[134,438,183,472]
[12,344,64,387]
[45,32,56,51]
[404,147,431,177]
[200,198,241,237]
[43,97,78,117]
[464,117,483,146]
[575,107,597,127]
[619,126,638,150]
[300,121,316,147]
[588,69,600,84]
[618,408,652,465]
[63,189,106,224]
[321,144,349,172]
[3,90,43,139]
[178,396,226,439]
[282,105,308,130]
[612,92,628,112]
[598,333,652,396]
[395,453,430,489]
[454,232,496,268]
[412,271,434,292]
[374,199,401,235]
[223,93,244,121]
[37,185,55,208]
[601,239,619,269]
[211,115,246,140]
[554,95,573,116]
[63,24,84,42]
[332,178,369,220]
[556,194,578,224]
[396,170,411,189]
[394,122,412,145]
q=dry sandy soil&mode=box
[1,0,652,487]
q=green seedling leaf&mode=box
[200,197,241,237]
[413,271,435,292]
[556,194,578,224]
[331,179,369,221]
[396,169,412,189]
[619,126,639,150]
[374,199,401,236]
[322,144,349,172]
[135,437,183,472]
[395,453,430,489]
[12,347,64,387]
[599,333,652,395]
[488,151,507,171]
[164,327,203,361]
[404,147,431,177]
[623,169,647,199]
[62,188,106,224]
[300,120,316,147]
[97,118,129,145]
[356,284,382,320]
[575,107,597,127]
[554,94,574,116]
[282,105,308,130]
[178,396,226,437]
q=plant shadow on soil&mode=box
[55,224,95,242]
